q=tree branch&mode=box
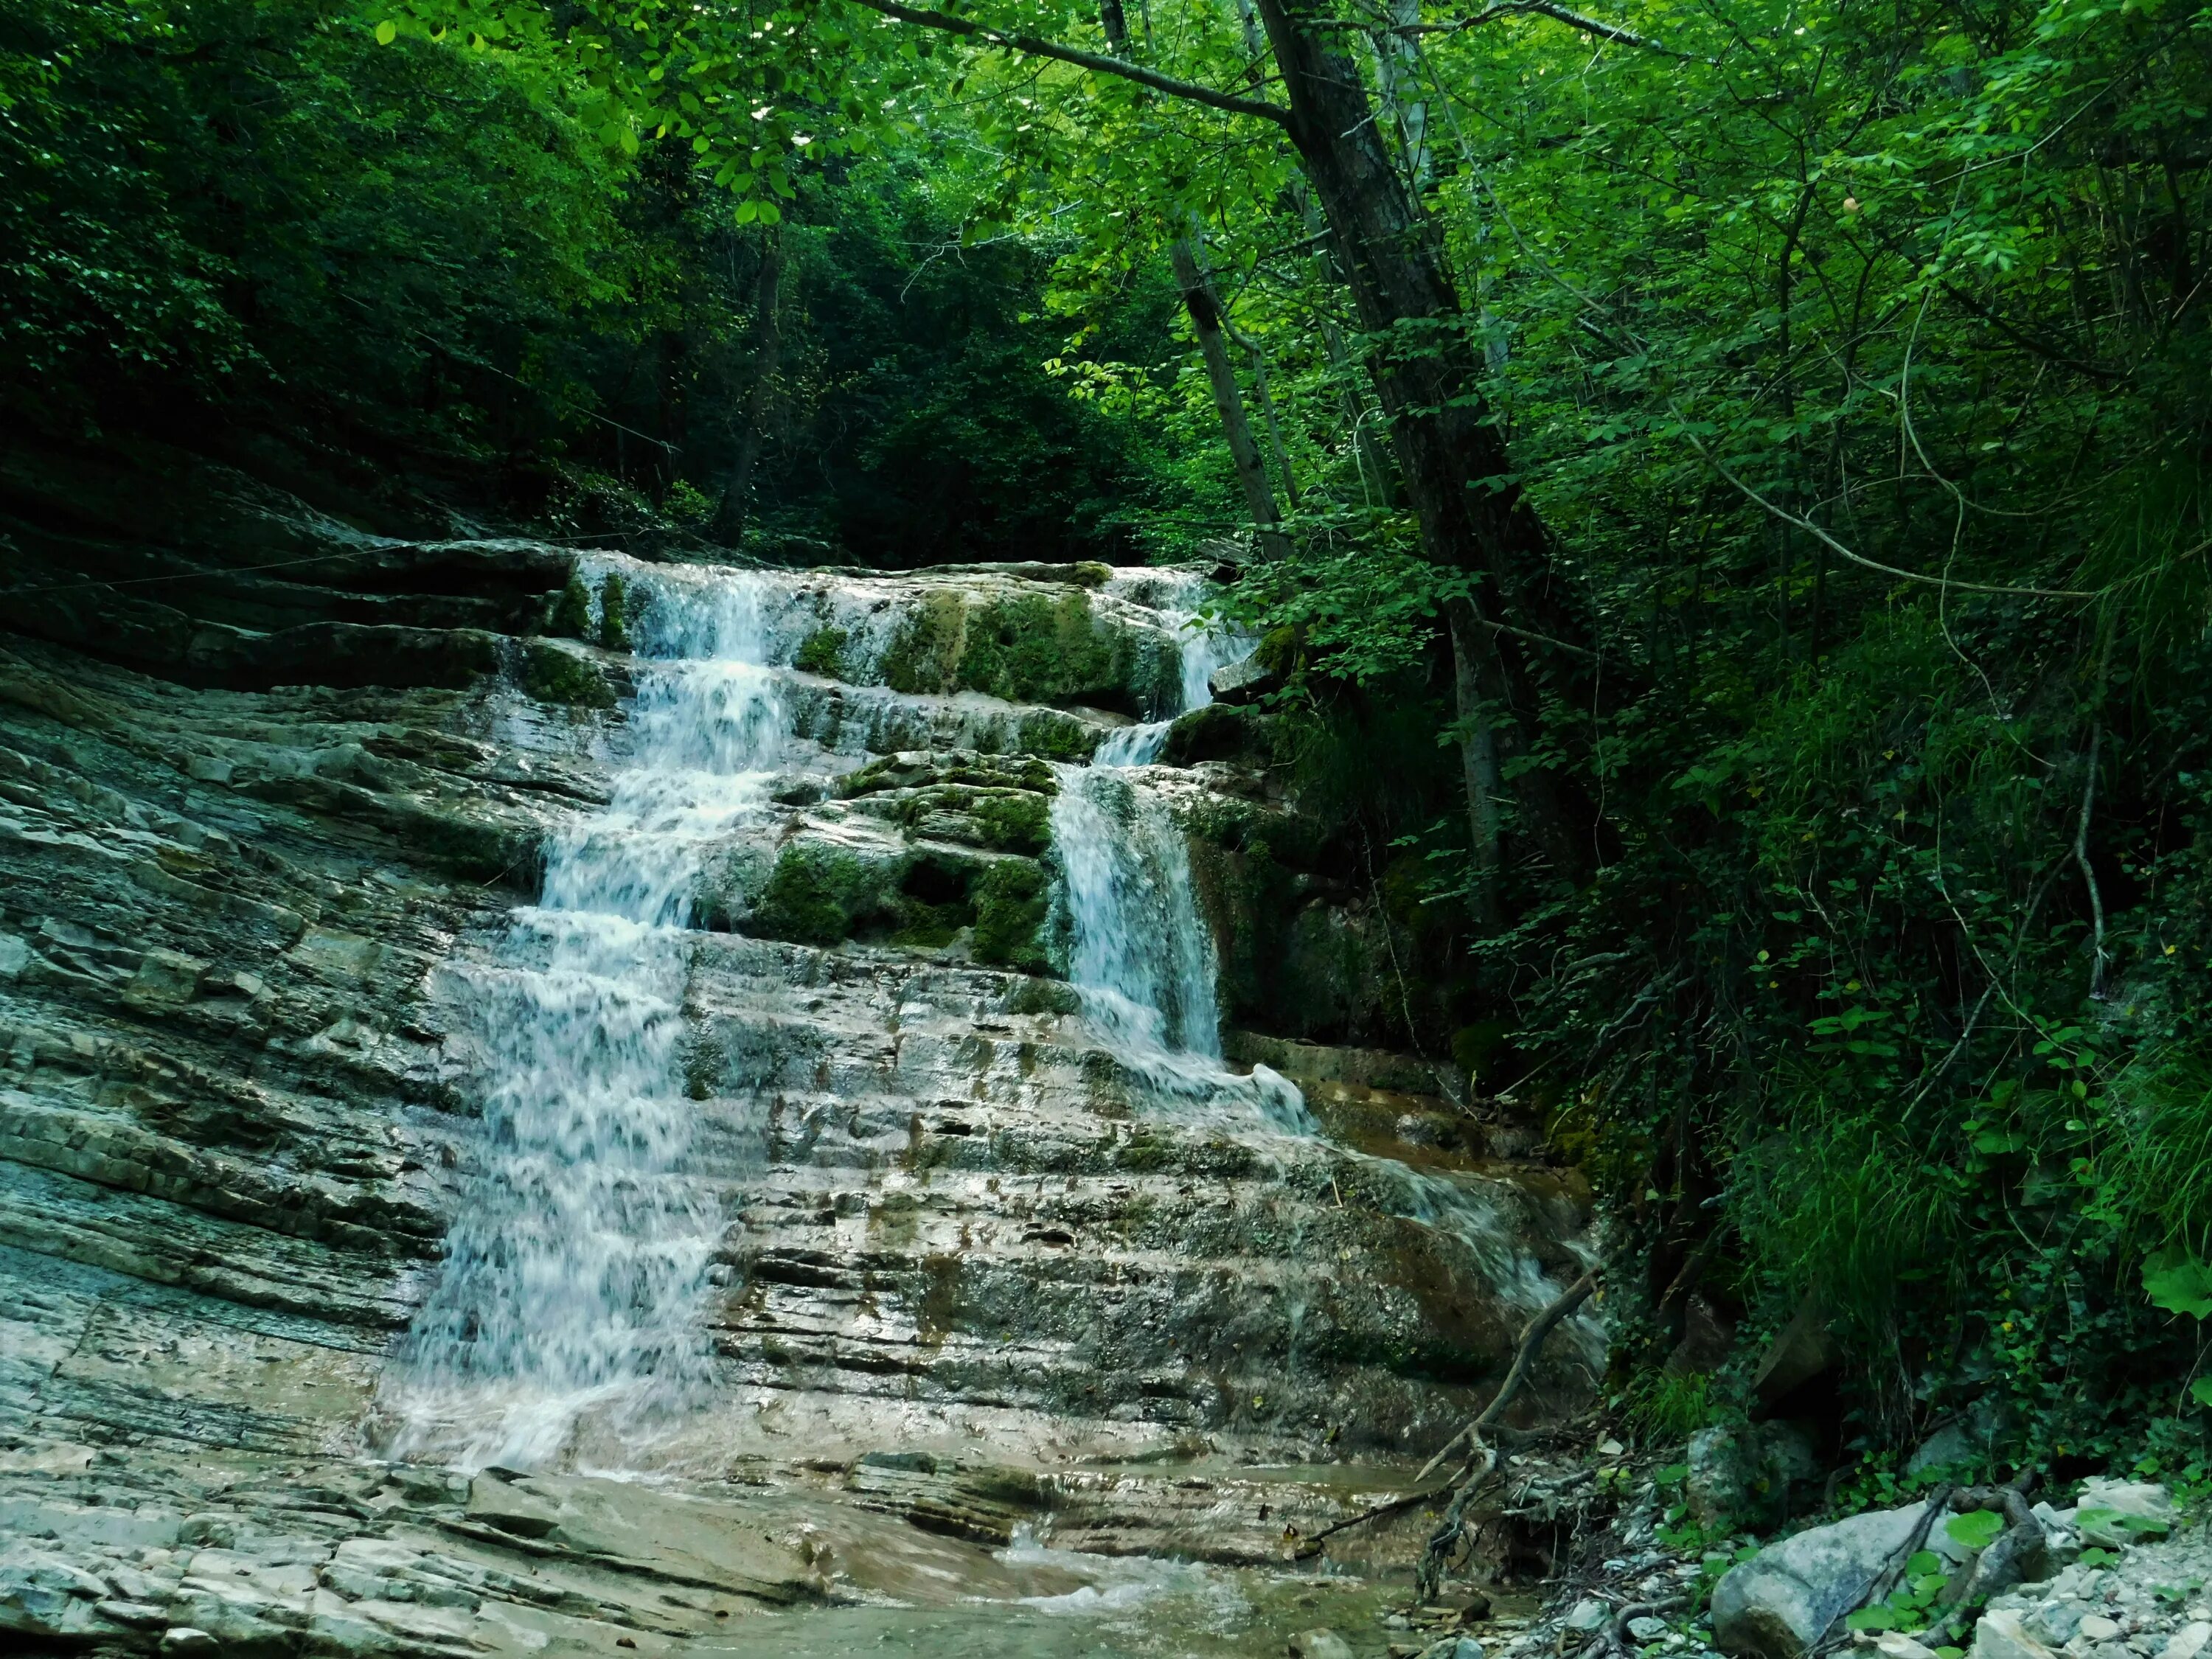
[1351,0,1687,58]
[1676,421,2097,599]
[841,0,1292,124]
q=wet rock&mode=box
[1712,1502,1932,1659]
[464,1472,560,1538]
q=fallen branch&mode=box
[1808,1483,1952,1658]
[1417,1266,1601,1484]
[1413,1266,1602,1598]
[1294,1266,1599,1564]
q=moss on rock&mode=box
[972,860,1051,971]
[521,639,615,708]
[796,625,848,679]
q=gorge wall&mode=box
[0,445,1599,1655]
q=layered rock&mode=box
[0,485,1599,1653]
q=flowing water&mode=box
[383,555,1592,1477]
[382,571,791,1470]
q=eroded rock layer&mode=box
[0,475,1596,1654]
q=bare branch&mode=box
[1674,419,2098,599]
[841,0,1293,124]
[1348,0,1688,58]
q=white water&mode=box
[383,571,790,1470]
[1093,571,1252,768]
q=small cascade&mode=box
[382,570,793,1471]
[1093,571,1251,768]
[1051,768,1222,1058]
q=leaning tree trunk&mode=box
[713,225,785,545]
[1168,239,1290,560]
[1100,0,1288,561]
[1248,0,1587,894]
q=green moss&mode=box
[1015,710,1098,760]
[599,571,631,653]
[546,572,592,639]
[879,590,967,693]
[754,844,886,945]
[971,790,1051,855]
[956,592,1123,706]
[1007,977,1080,1017]
[521,640,615,707]
[796,625,849,679]
[972,860,1050,970]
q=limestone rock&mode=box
[464,1472,560,1538]
[1972,1608,2060,1659]
[1712,1503,1932,1659]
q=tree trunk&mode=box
[1099,0,1286,560]
[1248,0,1586,886]
[1169,239,1290,559]
[712,226,784,544]
[1447,600,1503,931]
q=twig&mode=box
[1298,1266,1599,1567]
[841,0,1291,124]
[1416,1267,1601,1484]
[1807,1483,1952,1658]
[1672,415,2096,600]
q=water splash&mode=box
[381,568,787,1471]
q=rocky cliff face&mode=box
[0,462,1597,1655]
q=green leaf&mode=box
[1946,1510,2006,1551]
[374,18,397,44]
[2146,1248,2212,1319]
[1847,1607,1902,1632]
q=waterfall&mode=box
[381,571,786,1471]
[1051,769,1221,1058]
[1093,572,1252,768]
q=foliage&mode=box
[18,0,2212,1484]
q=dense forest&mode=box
[9,0,2212,1494]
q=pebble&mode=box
[2084,1619,2124,1644]
[2160,1625,2212,1659]
[1628,1616,1672,1641]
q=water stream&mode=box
[382,572,789,1470]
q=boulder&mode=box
[1289,1632,1355,1659]
[2076,1480,2171,1543]
[1688,1421,1820,1527]
[1711,1502,1931,1659]
[1208,652,1281,706]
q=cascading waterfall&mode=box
[1055,587,1596,1358]
[1093,572,1251,768]
[381,569,790,1472]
